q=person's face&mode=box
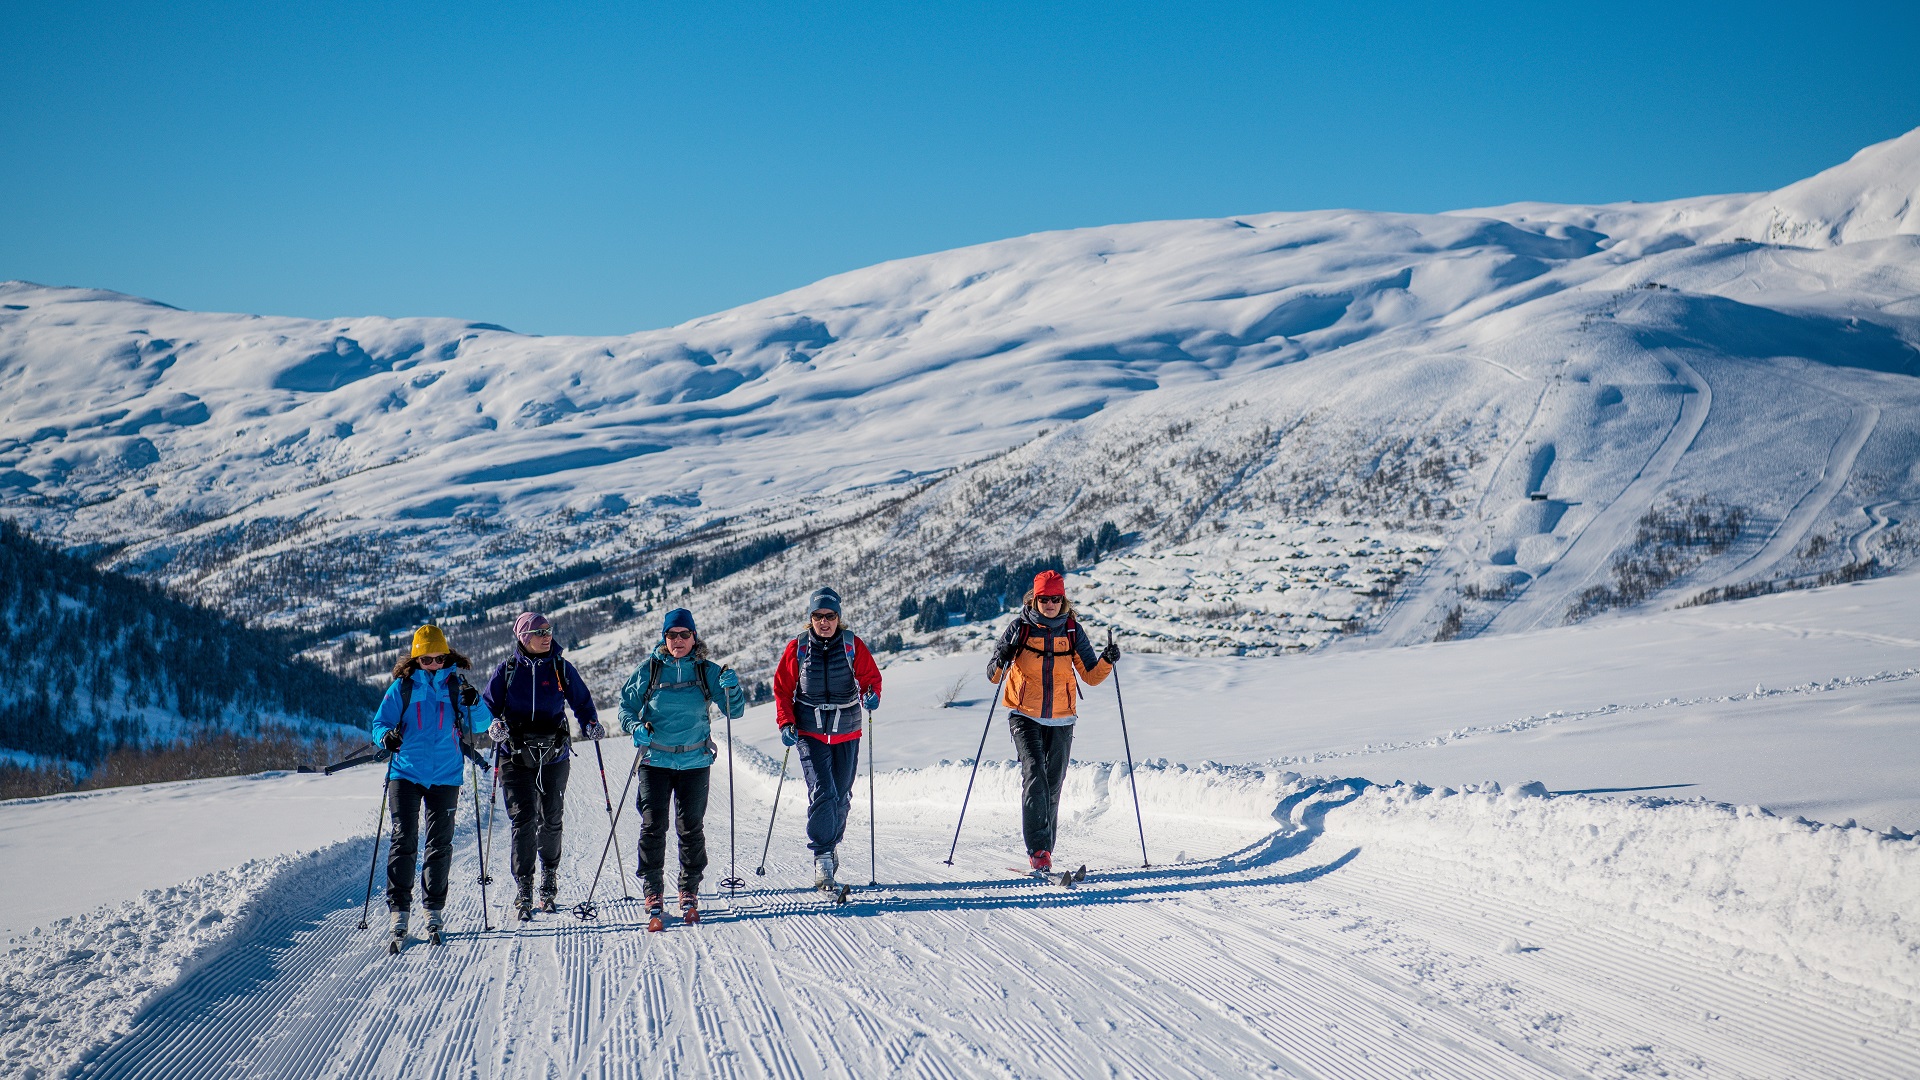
[522,628,553,654]
[664,628,695,658]
[1035,594,1065,615]
[417,652,448,672]
[810,610,840,637]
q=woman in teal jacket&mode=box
[618,607,746,927]
[369,623,479,946]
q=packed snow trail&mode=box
[69,746,1920,1079]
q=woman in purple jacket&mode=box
[483,611,601,919]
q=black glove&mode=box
[458,678,480,707]
[992,640,1019,668]
[1100,640,1120,664]
[381,727,404,751]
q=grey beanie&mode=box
[807,586,842,617]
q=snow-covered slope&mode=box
[5,129,1919,669]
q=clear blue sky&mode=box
[5,1,1917,336]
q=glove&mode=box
[487,719,510,745]
[380,727,403,751]
[992,641,1018,668]
[457,678,480,707]
[631,726,652,749]
[861,689,880,712]
[1100,640,1121,664]
[581,719,606,740]
[717,668,739,691]
[779,724,799,747]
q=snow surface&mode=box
[3,573,1917,1077]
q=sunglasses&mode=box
[1035,595,1065,604]
[417,654,448,665]
[810,611,839,621]
[664,629,694,640]
[523,628,553,638]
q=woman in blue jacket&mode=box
[618,607,746,929]
[370,624,480,947]
[483,611,601,919]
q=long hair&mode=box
[391,647,473,682]
[1021,588,1078,620]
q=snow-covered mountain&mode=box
[3,128,1918,686]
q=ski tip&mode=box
[387,939,402,955]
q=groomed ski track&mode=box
[73,746,1919,1080]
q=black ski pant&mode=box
[796,736,861,857]
[386,779,460,912]
[1009,714,1074,857]
[636,764,710,897]
[500,754,570,887]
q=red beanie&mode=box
[1033,570,1066,597]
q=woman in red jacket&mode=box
[772,586,881,892]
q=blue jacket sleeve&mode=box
[370,680,404,746]
[704,662,748,720]
[619,661,654,744]
[562,659,597,725]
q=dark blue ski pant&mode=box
[796,736,861,857]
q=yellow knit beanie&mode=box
[411,624,451,657]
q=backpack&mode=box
[389,664,464,722]
[1016,616,1080,655]
[637,653,714,732]
[796,634,859,705]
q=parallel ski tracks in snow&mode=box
[72,767,1919,1079]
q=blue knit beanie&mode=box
[663,607,697,635]
[807,586,842,617]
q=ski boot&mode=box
[538,868,560,914]
[1029,850,1053,874]
[679,889,700,926]
[387,910,409,954]
[814,852,850,904]
[514,876,535,922]
[645,893,666,933]
[425,907,446,945]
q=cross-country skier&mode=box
[617,607,747,930]
[483,611,601,919]
[772,586,882,892]
[986,570,1119,874]
[370,624,481,947]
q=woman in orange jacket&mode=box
[986,570,1119,873]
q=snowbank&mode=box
[0,838,360,1080]
[1321,782,1920,1003]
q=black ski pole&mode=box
[865,708,878,885]
[573,749,641,921]
[719,669,745,894]
[590,738,634,900]
[755,745,791,875]
[1109,629,1150,869]
[484,746,503,926]
[470,759,494,931]
[944,693,1000,865]
[358,768,393,930]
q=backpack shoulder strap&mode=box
[695,659,715,705]
[398,673,415,713]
